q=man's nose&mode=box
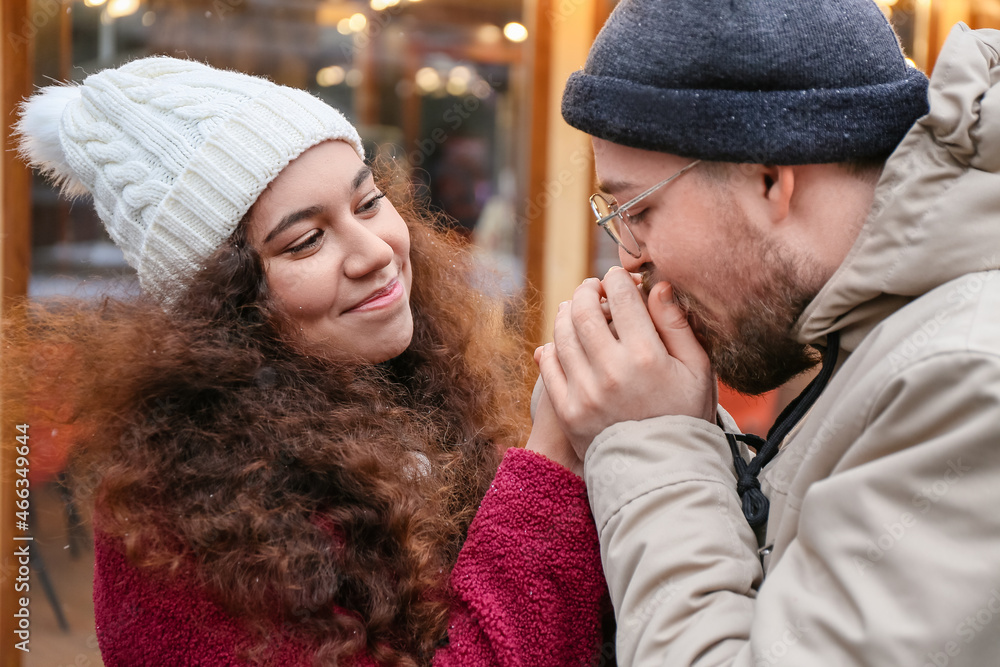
[618,243,646,272]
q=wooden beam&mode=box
[971,0,1000,28]
[1,4,32,665]
[584,0,614,273]
[529,0,602,343]
[929,0,973,74]
[522,0,552,346]
[2,0,32,309]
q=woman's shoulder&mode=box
[92,530,311,666]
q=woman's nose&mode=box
[342,223,394,278]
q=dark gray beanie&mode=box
[562,0,929,164]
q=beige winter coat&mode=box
[585,24,1000,666]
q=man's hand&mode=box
[537,267,717,459]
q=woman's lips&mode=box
[345,279,403,313]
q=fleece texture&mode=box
[93,447,608,665]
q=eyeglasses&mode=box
[590,160,701,258]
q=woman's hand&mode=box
[525,373,584,478]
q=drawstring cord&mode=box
[726,331,841,528]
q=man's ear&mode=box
[761,164,795,224]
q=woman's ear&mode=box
[762,164,795,223]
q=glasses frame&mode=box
[590,159,701,258]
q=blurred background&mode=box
[1,1,998,664]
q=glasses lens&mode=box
[614,216,641,257]
[603,215,626,245]
[591,194,640,257]
[591,193,614,220]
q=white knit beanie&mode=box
[15,56,364,298]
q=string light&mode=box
[316,66,346,87]
[503,22,528,43]
[415,67,442,94]
[106,0,141,19]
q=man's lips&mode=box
[345,279,403,313]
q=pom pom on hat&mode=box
[15,56,365,299]
[15,84,90,198]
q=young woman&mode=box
[11,56,606,666]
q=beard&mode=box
[641,205,824,396]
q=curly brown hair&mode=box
[4,166,533,665]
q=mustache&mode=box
[639,269,708,335]
[640,269,656,297]
[640,269,691,312]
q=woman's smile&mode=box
[344,277,405,313]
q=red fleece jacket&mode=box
[93,448,609,666]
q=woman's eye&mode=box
[357,192,385,215]
[286,230,323,255]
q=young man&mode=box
[534,0,1000,664]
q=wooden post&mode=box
[927,0,974,73]
[522,0,552,346]
[355,14,380,129]
[971,0,1000,28]
[2,0,32,309]
[1,1,32,664]
[522,0,605,344]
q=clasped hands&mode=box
[526,267,717,476]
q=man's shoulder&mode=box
[774,269,1000,487]
[860,269,1000,374]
